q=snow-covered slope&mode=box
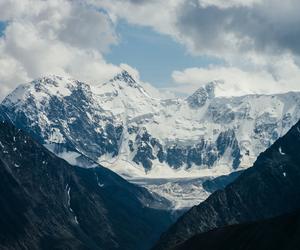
[93,74,300,179]
[0,75,123,167]
[2,72,300,208]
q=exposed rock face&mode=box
[127,126,242,171]
[153,120,300,250]
[186,82,216,108]
[0,122,173,250]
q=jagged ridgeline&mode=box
[1,72,300,178]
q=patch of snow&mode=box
[48,128,65,144]
[95,173,104,188]
[74,216,79,224]
[66,184,74,213]
[45,144,83,166]
[279,147,286,155]
[66,184,80,223]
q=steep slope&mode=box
[174,210,300,250]
[0,122,173,250]
[153,120,300,249]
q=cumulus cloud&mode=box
[0,0,123,100]
[175,0,300,57]
[198,0,262,8]
[93,0,300,96]
[171,0,300,95]
[88,0,183,36]
[91,0,300,57]
[172,55,300,97]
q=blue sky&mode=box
[0,22,7,36]
[105,21,222,88]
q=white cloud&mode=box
[92,0,300,96]
[198,0,263,9]
[88,0,183,36]
[0,0,123,100]
[172,53,300,96]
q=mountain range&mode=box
[1,71,300,208]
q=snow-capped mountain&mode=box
[1,72,300,208]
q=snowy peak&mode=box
[2,75,90,107]
[186,81,217,108]
[105,70,151,98]
[91,70,156,118]
[110,70,137,86]
[30,75,90,97]
[28,75,81,93]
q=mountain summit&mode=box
[110,70,138,86]
[186,81,217,108]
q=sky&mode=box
[106,20,222,88]
[0,0,300,100]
